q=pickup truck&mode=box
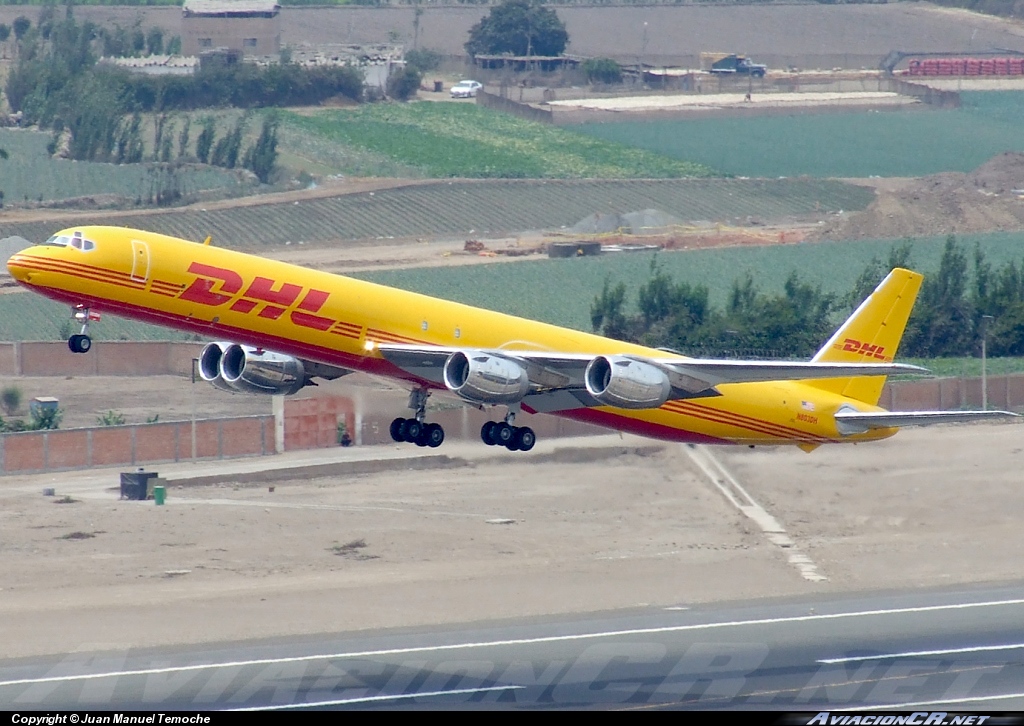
[709,55,767,78]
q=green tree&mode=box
[590,276,630,342]
[405,47,442,73]
[0,24,11,44]
[465,0,568,58]
[847,240,914,310]
[12,16,30,43]
[177,116,191,159]
[195,116,216,164]
[903,235,974,357]
[582,58,622,84]
[145,26,164,56]
[242,114,279,183]
[211,116,246,169]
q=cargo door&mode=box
[130,239,150,283]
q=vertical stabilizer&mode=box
[809,268,923,405]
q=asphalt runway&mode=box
[3,584,1024,710]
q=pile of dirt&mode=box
[570,209,683,236]
[814,152,1024,240]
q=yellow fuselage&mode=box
[7,226,893,447]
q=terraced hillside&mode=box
[0,178,874,247]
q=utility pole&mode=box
[981,314,994,410]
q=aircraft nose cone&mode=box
[7,250,38,285]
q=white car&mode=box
[450,80,483,98]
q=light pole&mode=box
[981,314,994,410]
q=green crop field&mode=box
[282,103,713,179]
[355,231,1024,333]
[0,293,194,343]
[569,92,1024,178]
[0,129,245,205]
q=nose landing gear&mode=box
[67,306,96,354]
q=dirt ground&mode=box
[1,422,1022,659]
[813,152,1024,240]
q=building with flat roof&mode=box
[181,0,281,58]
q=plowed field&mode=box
[0,177,873,248]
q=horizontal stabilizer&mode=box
[835,408,1018,435]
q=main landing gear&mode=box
[67,305,95,354]
[481,406,535,452]
[390,388,445,448]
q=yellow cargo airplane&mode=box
[6,226,1015,451]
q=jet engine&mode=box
[198,341,309,396]
[219,344,309,396]
[442,351,530,404]
[198,342,239,393]
[585,355,671,409]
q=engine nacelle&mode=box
[585,355,671,409]
[198,342,238,393]
[219,344,309,396]
[442,351,530,404]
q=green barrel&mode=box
[153,486,166,506]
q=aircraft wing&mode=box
[835,408,1018,434]
[375,343,926,409]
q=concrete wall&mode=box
[881,373,1024,412]
[0,416,273,475]
[476,89,553,124]
[0,342,203,377]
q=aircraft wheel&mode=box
[494,422,515,446]
[414,427,430,447]
[514,426,536,452]
[68,334,92,354]
[404,419,423,443]
[390,417,406,442]
[481,421,497,445]
[426,423,445,448]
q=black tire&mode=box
[505,432,520,451]
[78,335,92,353]
[414,427,430,447]
[515,426,536,452]
[390,417,406,442]
[481,421,497,445]
[404,419,422,443]
[426,423,445,448]
[495,422,514,445]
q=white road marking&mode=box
[820,642,1024,664]
[684,444,828,582]
[2,597,1023,688]
[227,685,524,710]
[859,692,1024,710]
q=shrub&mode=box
[387,65,423,102]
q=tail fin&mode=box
[809,268,923,405]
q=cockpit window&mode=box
[42,231,95,251]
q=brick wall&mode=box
[0,342,203,376]
[0,416,272,475]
